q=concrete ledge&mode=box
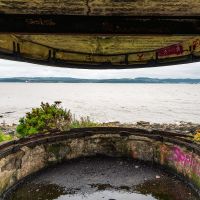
[0,127,199,198]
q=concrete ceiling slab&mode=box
[0,0,200,16]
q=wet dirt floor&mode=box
[5,156,200,200]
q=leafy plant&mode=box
[70,116,100,129]
[16,102,100,137]
[17,102,72,137]
[0,130,12,142]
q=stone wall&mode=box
[0,127,199,198]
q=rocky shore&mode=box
[0,123,17,135]
[103,121,200,135]
[1,121,200,136]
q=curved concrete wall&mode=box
[0,127,199,198]
[1,34,200,69]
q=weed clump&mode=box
[70,116,100,129]
[0,130,12,142]
[194,129,200,142]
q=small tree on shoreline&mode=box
[16,102,100,137]
[17,102,72,137]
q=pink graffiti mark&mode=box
[172,146,200,177]
[157,44,183,57]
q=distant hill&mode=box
[0,77,200,84]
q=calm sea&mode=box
[0,83,199,125]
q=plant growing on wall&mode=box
[194,129,200,142]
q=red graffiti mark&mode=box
[132,151,137,159]
[193,39,200,50]
[157,44,183,57]
[137,53,144,61]
[160,145,169,165]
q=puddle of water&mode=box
[5,157,200,200]
[57,190,155,200]
[7,184,66,200]
[136,178,197,200]
[7,178,199,200]
[5,183,157,200]
[7,181,198,200]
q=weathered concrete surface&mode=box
[0,0,200,16]
[0,1,200,69]
[14,35,194,54]
[0,128,199,198]
[0,34,200,68]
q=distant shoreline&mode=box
[0,77,200,84]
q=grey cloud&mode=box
[0,59,200,79]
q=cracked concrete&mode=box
[85,0,91,16]
[1,0,200,15]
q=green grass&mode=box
[0,130,13,142]
[70,117,101,129]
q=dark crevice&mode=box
[0,15,200,34]
[85,0,91,16]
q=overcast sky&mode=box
[0,59,200,79]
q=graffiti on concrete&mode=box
[157,44,183,57]
[171,146,200,177]
[25,18,56,26]
[193,38,200,50]
[160,144,169,165]
[137,53,144,61]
